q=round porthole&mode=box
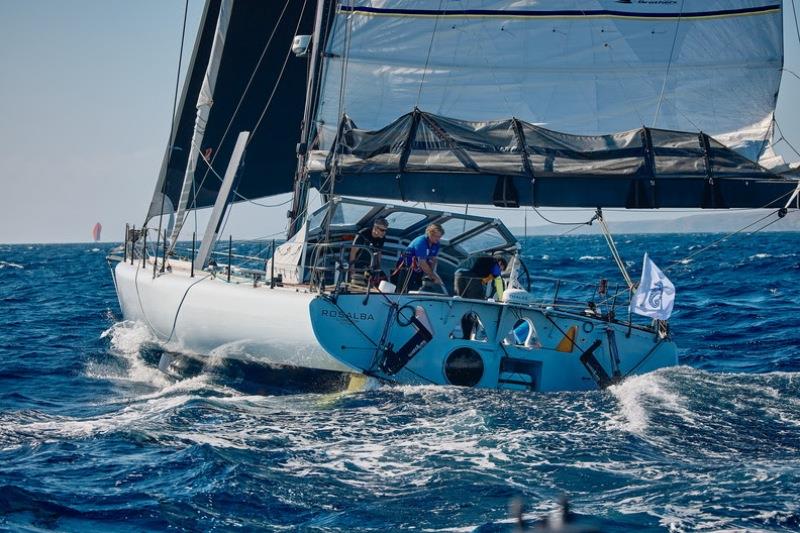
[444,348,484,387]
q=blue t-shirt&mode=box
[404,235,440,271]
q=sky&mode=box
[1,0,800,244]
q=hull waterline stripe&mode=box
[338,4,780,21]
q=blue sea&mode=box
[1,233,799,531]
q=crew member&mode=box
[349,217,389,286]
[394,223,444,292]
[482,256,508,300]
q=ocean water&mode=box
[1,233,799,531]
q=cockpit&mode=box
[271,197,522,295]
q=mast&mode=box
[288,0,328,239]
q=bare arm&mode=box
[418,259,442,284]
[348,236,360,271]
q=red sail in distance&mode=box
[92,222,102,242]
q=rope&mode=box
[415,0,445,107]
[175,0,306,244]
[153,0,189,253]
[196,0,294,187]
[773,120,800,159]
[652,0,685,127]
[791,0,800,48]
[663,210,783,274]
[596,211,634,290]
[532,206,595,226]
[249,0,310,141]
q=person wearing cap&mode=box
[349,217,389,286]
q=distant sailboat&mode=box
[92,222,102,243]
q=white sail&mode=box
[315,0,782,161]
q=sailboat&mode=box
[109,0,799,392]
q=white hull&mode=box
[310,293,678,392]
[113,259,351,373]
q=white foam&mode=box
[0,261,24,269]
[92,321,170,387]
[606,371,689,435]
[579,255,606,261]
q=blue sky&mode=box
[1,0,799,243]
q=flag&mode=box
[630,253,675,320]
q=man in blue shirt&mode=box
[394,223,444,292]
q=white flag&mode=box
[630,253,675,321]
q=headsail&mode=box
[146,0,316,228]
[314,0,783,161]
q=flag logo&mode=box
[631,253,675,321]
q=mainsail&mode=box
[314,0,783,161]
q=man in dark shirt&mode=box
[348,217,389,286]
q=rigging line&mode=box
[597,212,634,289]
[250,230,286,241]
[332,0,355,133]
[475,22,514,116]
[791,0,800,48]
[154,0,190,244]
[250,0,310,140]
[431,202,779,214]
[559,222,587,237]
[188,0,305,221]
[773,136,800,160]
[782,67,800,82]
[587,188,799,308]
[305,0,335,146]
[652,0,685,127]
[773,120,800,159]
[165,273,214,342]
[415,0,445,107]
[623,339,665,378]
[749,207,797,234]
[662,210,777,273]
[531,205,595,226]
[198,0,294,185]
[191,142,294,207]
[321,0,355,247]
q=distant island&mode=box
[511,210,800,236]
